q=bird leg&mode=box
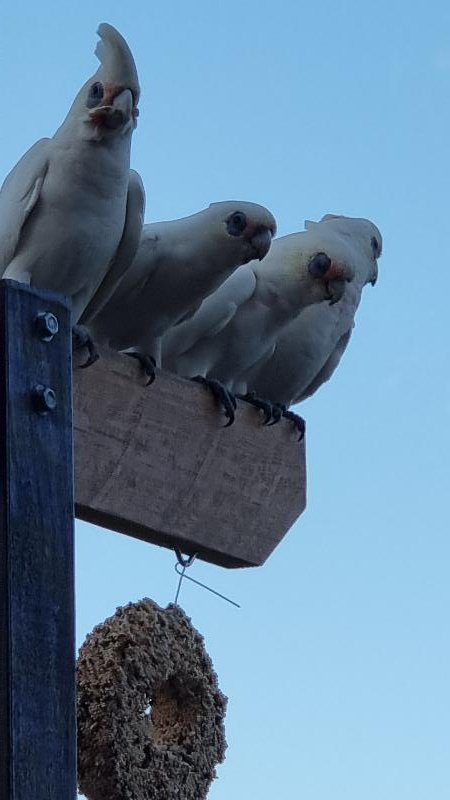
[192,376,237,427]
[268,403,284,425]
[123,351,156,386]
[281,408,306,441]
[72,324,99,368]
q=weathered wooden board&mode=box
[0,281,76,800]
[74,346,306,568]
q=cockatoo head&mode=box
[306,250,355,304]
[313,215,383,287]
[68,23,140,141]
[257,231,355,309]
[208,201,277,264]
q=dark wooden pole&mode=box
[0,280,76,800]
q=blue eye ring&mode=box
[308,252,332,277]
[86,82,104,109]
[371,236,380,257]
[227,212,247,236]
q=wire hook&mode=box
[175,548,197,569]
[173,549,240,608]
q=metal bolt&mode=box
[32,384,57,415]
[34,312,59,342]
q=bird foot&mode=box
[235,391,274,425]
[72,324,99,368]
[268,402,285,425]
[192,376,237,426]
[123,351,156,386]
[282,408,306,441]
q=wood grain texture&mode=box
[0,280,76,800]
[74,346,306,568]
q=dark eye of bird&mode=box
[371,236,380,257]
[227,212,247,236]
[86,82,104,108]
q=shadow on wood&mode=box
[74,347,306,568]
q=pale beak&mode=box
[316,257,354,305]
[89,88,133,129]
[326,278,347,305]
[250,227,273,261]
[370,261,378,286]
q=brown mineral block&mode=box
[73,346,306,568]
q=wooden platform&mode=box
[73,347,306,568]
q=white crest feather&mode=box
[94,22,140,97]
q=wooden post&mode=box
[0,280,76,800]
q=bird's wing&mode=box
[162,265,257,364]
[295,325,354,403]
[249,265,365,406]
[0,139,51,274]
[80,169,145,323]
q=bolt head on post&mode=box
[34,312,59,342]
[32,384,57,415]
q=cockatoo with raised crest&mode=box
[0,23,144,365]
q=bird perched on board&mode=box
[161,223,355,426]
[87,201,277,382]
[247,215,382,413]
[0,23,144,366]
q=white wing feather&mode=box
[0,139,50,275]
[81,169,146,323]
[162,265,257,367]
[295,326,354,403]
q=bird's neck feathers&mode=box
[53,112,132,169]
[150,212,238,275]
[53,99,134,151]
[253,260,308,322]
[253,235,302,290]
[49,121,132,196]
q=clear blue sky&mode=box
[2,2,449,798]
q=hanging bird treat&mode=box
[77,599,227,800]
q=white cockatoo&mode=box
[247,215,382,413]
[0,23,144,365]
[87,201,277,380]
[161,224,355,425]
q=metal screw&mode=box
[32,384,57,415]
[34,312,59,342]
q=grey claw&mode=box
[72,324,99,369]
[124,351,156,385]
[282,409,306,441]
[267,403,284,425]
[236,391,273,425]
[79,350,100,369]
[192,376,236,425]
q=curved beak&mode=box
[249,227,273,261]
[326,279,347,305]
[370,261,378,286]
[89,88,134,129]
[321,259,354,305]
